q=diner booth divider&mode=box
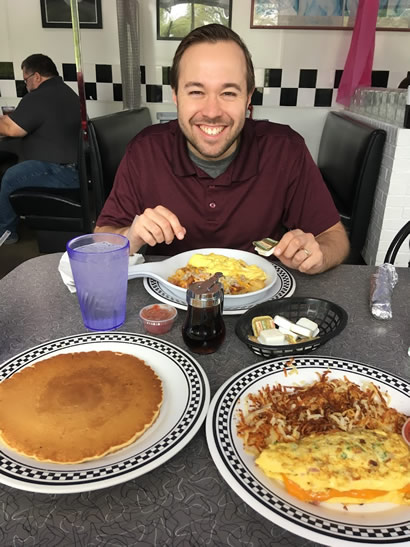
[9,107,152,253]
[317,112,387,264]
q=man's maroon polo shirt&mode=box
[97,119,339,256]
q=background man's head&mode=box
[170,24,255,95]
[21,54,58,91]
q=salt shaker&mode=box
[182,272,226,354]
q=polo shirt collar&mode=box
[172,119,259,182]
[33,76,62,93]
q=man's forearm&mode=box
[0,116,11,136]
[0,115,26,137]
[316,223,350,272]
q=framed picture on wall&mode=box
[40,0,103,29]
[251,0,410,31]
[157,0,232,40]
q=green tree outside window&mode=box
[158,0,232,39]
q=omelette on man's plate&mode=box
[168,253,267,294]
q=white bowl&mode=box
[128,248,277,306]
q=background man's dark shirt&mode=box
[9,76,80,164]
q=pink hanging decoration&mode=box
[336,0,380,107]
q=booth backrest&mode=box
[89,107,152,218]
[10,131,92,238]
[317,112,386,263]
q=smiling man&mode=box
[95,24,349,274]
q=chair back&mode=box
[8,129,92,252]
[317,112,386,263]
[88,108,152,217]
[384,221,410,265]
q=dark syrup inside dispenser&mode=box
[182,272,226,354]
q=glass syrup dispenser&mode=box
[182,272,226,354]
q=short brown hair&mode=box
[170,24,255,94]
[21,54,58,78]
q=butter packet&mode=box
[251,315,275,337]
[253,238,279,257]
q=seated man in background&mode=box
[0,53,81,244]
[95,24,349,275]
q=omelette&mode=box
[256,429,410,505]
[168,253,267,294]
[187,253,266,283]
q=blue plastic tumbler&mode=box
[67,233,130,331]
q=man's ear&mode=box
[172,88,177,106]
[247,88,255,109]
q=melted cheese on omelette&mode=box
[256,429,410,505]
[187,253,266,283]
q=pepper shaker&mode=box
[182,272,226,354]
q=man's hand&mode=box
[95,206,187,254]
[128,206,186,252]
[0,115,27,138]
[273,222,349,274]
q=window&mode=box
[157,0,232,39]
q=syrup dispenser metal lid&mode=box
[186,272,224,308]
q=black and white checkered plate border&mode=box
[206,356,410,546]
[0,332,210,494]
[144,263,296,315]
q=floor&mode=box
[0,223,43,279]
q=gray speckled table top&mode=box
[1,254,409,547]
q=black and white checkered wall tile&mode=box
[0,61,403,107]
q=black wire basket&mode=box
[235,297,348,358]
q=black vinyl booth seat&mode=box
[317,112,386,264]
[9,107,152,253]
[8,129,90,253]
[0,150,18,180]
[88,107,152,217]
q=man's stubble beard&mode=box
[178,114,246,161]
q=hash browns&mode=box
[168,265,265,295]
[236,370,408,455]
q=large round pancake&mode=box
[0,351,163,464]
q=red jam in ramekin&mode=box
[139,303,177,334]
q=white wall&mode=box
[1,0,410,158]
[1,1,409,88]
[0,0,119,68]
[139,0,410,86]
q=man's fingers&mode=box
[273,230,324,273]
[154,206,186,240]
[132,207,186,246]
[145,207,186,244]
[274,233,304,260]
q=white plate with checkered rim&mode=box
[143,262,296,315]
[0,332,210,494]
[205,356,410,546]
